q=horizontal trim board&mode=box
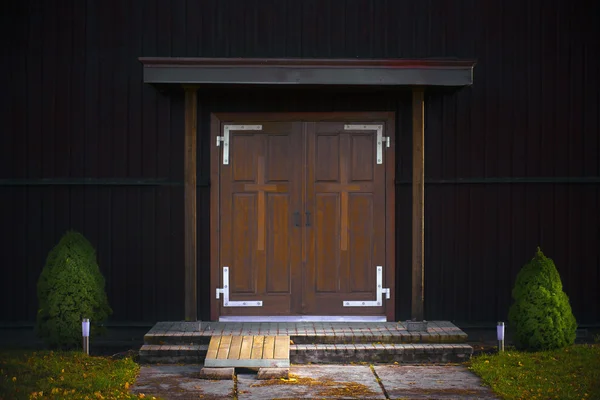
[140,57,475,87]
[395,177,600,184]
[219,316,387,322]
[204,358,290,368]
[0,178,210,187]
[140,57,477,68]
[3,177,598,187]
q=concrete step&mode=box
[143,331,467,346]
[139,343,473,364]
[291,343,473,364]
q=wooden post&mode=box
[411,87,425,321]
[184,87,198,321]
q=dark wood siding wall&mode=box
[1,0,599,325]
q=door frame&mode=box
[210,112,396,321]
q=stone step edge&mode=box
[143,333,467,345]
[139,343,473,355]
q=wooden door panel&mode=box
[348,193,374,293]
[315,134,340,181]
[304,122,387,315]
[231,194,257,293]
[266,194,292,293]
[219,122,302,316]
[351,134,375,180]
[231,134,257,181]
[314,193,341,293]
[348,133,377,295]
[266,134,295,181]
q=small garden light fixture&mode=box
[497,321,505,352]
[82,318,90,355]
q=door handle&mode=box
[293,211,300,227]
[305,211,311,227]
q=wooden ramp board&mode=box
[204,335,290,368]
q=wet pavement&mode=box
[131,364,499,399]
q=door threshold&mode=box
[218,315,387,322]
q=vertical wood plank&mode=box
[263,336,275,359]
[340,192,348,251]
[228,336,243,360]
[217,335,232,359]
[184,86,198,321]
[239,336,253,359]
[210,115,221,321]
[257,156,266,251]
[251,336,264,359]
[412,88,425,321]
[274,336,290,359]
[206,336,221,360]
[384,114,396,322]
[340,135,349,251]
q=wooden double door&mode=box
[212,114,395,319]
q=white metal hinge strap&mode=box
[342,266,390,307]
[217,125,262,165]
[344,124,387,164]
[216,266,263,307]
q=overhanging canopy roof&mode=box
[139,58,476,87]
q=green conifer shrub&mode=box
[36,231,112,349]
[508,247,577,351]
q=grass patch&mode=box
[0,349,142,399]
[469,344,600,400]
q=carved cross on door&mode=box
[244,156,280,251]
[315,142,365,251]
[332,154,362,251]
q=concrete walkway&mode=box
[132,364,499,399]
